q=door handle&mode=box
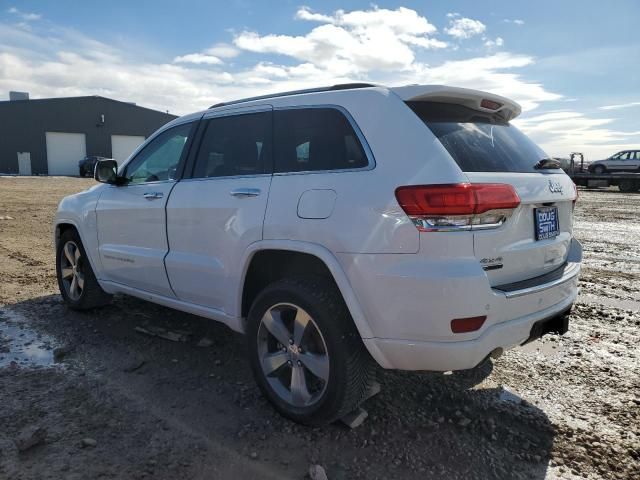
[143,192,164,200]
[230,188,261,198]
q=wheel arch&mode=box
[238,241,374,341]
[54,218,103,283]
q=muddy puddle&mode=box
[0,308,56,368]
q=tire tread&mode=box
[57,229,112,310]
[247,275,376,425]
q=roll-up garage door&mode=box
[45,132,87,176]
[111,135,145,165]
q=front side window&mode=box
[192,112,271,178]
[124,123,192,184]
[274,108,368,173]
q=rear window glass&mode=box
[274,108,368,173]
[407,101,549,173]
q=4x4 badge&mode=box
[548,179,563,193]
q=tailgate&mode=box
[405,96,578,286]
[466,172,575,286]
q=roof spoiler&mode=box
[391,85,522,121]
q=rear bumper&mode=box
[339,239,582,371]
[363,292,575,371]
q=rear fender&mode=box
[238,240,375,341]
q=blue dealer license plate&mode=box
[535,207,559,240]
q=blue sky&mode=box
[1,0,639,159]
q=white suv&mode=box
[54,84,581,425]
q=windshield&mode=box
[407,101,552,173]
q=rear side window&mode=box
[274,108,368,173]
[407,101,548,173]
[192,111,271,178]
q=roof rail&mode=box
[208,83,377,109]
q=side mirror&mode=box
[94,159,119,184]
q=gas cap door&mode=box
[297,189,337,219]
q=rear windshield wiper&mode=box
[534,158,561,170]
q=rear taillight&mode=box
[395,183,520,232]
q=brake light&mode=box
[480,99,502,110]
[395,183,520,232]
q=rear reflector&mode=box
[395,183,520,231]
[451,316,487,333]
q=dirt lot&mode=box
[0,176,638,480]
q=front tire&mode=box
[593,165,606,174]
[56,229,112,310]
[246,277,375,425]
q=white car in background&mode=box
[54,83,581,425]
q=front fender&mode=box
[54,184,105,279]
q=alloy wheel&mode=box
[257,303,330,408]
[59,241,85,301]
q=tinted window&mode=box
[125,123,191,184]
[408,101,550,173]
[274,108,368,173]
[192,112,271,178]
[619,152,630,160]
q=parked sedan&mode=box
[588,150,640,174]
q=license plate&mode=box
[535,207,559,240]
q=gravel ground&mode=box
[0,176,638,480]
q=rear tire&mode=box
[56,229,112,310]
[246,276,375,425]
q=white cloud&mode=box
[205,43,240,59]
[516,110,640,158]
[484,37,504,48]
[172,43,239,66]
[295,7,334,23]
[445,17,486,39]
[504,19,525,25]
[7,7,41,21]
[599,101,640,111]
[234,6,445,75]
[173,53,223,65]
